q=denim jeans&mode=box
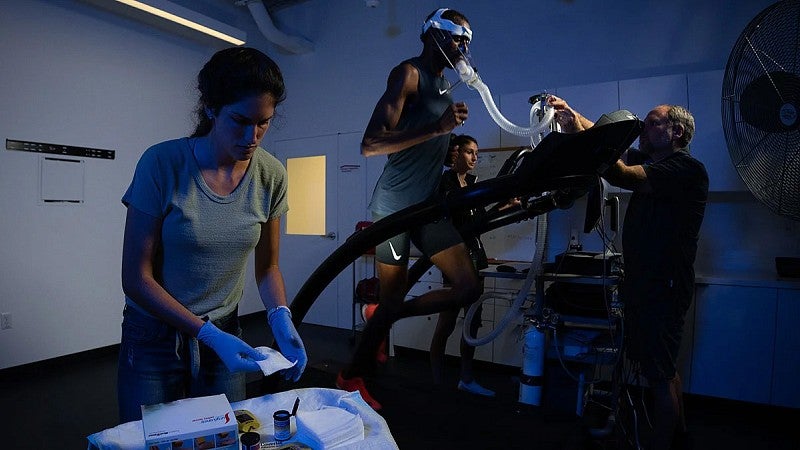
[117,306,247,423]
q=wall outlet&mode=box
[1,313,11,330]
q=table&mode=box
[87,388,398,450]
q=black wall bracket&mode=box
[6,139,115,160]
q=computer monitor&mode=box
[582,178,620,234]
[583,176,603,233]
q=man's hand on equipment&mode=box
[548,95,592,132]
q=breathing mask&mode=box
[422,8,476,77]
[422,8,555,147]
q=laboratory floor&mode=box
[0,312,796,449]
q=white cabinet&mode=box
[491,302,526,367]
[392,314,439,354]
[391,264,527,367]
[690,284,776,404]
[444,314,495,363]
[689,282,800,408]
[772,288,800,408]
[483,274,529,367]
[391,263,443,354]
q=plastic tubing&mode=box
[455,60,554,140]
[462,212,549,347]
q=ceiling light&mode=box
[111,0,246,46]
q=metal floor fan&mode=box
[722,0,800,221]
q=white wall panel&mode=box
[688,70,748,192]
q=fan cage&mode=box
[722,0,800,220]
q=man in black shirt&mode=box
[552,100,708,450]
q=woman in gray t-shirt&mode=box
[118,47,307,423]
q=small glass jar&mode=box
[273,410,291,441]
[240,431,260,450]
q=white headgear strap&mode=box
[421,8,472,42]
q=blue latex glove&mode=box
[268,306,307,381]
[197,321,264,373]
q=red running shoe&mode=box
[361,303,378,321]
[336,371,383,410]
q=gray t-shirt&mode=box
[368,57,453,216]
[122,137,288,320]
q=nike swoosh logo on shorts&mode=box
[438,88,448,95]
[389,242,402,260]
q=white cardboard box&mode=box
[142,394,238,450]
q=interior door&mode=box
[274,135,340,327]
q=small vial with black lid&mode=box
[273,410,291,442]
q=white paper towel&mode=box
[255,346,296,376]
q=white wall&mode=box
[1,0,796,370]
[0,0,274,369]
